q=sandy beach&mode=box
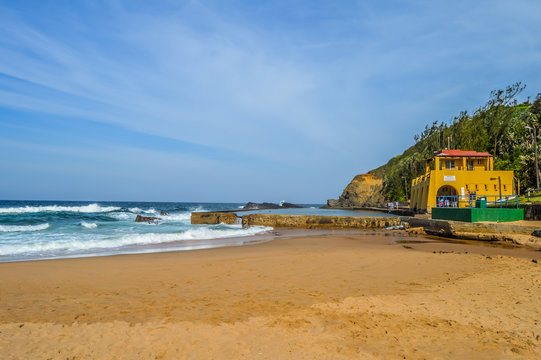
[1,231,540,359]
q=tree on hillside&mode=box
[376,83,538,201]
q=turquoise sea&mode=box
[0,200,395,262]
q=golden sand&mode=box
[1,232,540,359]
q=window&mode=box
[484,184,488,191]
[477,159,482,165]
[467,160,474,171]
[503,185,507,191]
[494,184,497,191]
[475,184,478,191]
[445,160,456,169]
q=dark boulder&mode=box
[281,202,303,208]
[326,199,340,208]
[243,202,264,210]
[261,202,282,209]
[159,211,169,216]
[135,215,159,223]
[532,229,541,238]
[242,202,304,210]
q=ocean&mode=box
[0,200,395,262]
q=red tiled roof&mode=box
[435,150,492,157]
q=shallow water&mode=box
[0,200,395,262]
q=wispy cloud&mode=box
[0,0,540,201]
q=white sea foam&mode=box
[0,225,272,256]
[0,223,50,232]
[109,212,131,220]
[129,207,157,214]
[0,203,120,214]
[81,222,98,229]
[159,212,191,222]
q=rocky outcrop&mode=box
[326,173,385,208]
[135,215,159,223]
[242,202,303,210]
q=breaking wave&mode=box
[81,222,98,229]
[0,225,272,256]
[159,212,191,222]
[0,223,50,232]
[108,212,131,220]
[0,203,120,215]
[128,207,156,214]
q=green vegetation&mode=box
[371,82,541,201]
[519,191,541,206]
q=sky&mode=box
[0,0,540,203]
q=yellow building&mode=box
[410,150,515,212]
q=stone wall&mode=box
[408,217,538,236]
[407,217,541,249]
[241,214,400,229]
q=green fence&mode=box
[432,207,524,223]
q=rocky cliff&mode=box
[326,173,385,208]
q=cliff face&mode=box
[327,173,385,208]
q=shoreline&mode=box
[1,232,540,358]
[2,226,539,264]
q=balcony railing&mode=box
[435,195,519,209]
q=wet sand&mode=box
[1,231,540,359]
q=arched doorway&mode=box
[436,185,458,207]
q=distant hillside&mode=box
[370,82,540,201]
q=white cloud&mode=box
[1,0,540,201]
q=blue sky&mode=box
[0,0,540,202]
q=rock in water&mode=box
[242,202,304,210]
[326,173,385,208]
[135,215,159,223]
[243,202,262,210]
[326,199,340,208]
[159,211,169,216]
[280,202,303,208]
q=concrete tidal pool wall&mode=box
[191,211,401,229]
[191,212,237,225]
[241,214,400,229]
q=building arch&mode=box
[436,185,459,207]
[436,185,458,197]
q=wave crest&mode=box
[81,222,98,229]
[0,203,120,215]
[0,225,272,256]
[0,223,50,232]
